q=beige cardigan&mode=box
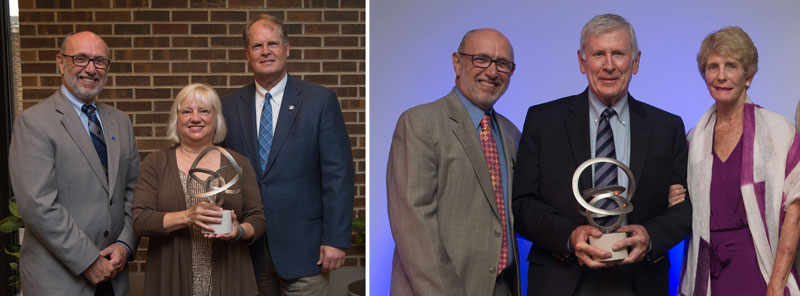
[132,147,266,296]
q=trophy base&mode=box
[202,210,232,234]
[589,232,627,261]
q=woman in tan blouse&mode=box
[133,83,265,296]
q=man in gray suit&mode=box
[387,28,521,296]
[9,31,140,296]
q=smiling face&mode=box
[703,52,751,106]
[579,28,640,106]
[246,19,290,90]
[57,32,109,103]
[452,29,514,111]
[177,97,217,146]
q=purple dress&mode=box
[709,137,766,295]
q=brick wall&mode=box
[15,0,366,270]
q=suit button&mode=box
[109,200,113,206]
[494,230,501,237]
[103,231,109,237]
[489,266,497,275]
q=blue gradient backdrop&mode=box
[369,1,800,295]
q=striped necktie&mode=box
[594,108,618,225]
[258,93,274,173]
[480,113,508,272]
[81,104,107,169]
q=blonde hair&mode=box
[697,26,758,80]
[166,83,227,145]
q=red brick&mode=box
[135,138,171,150]
[153,24,188,35]
[75,24,113,35]
[134,37,170,48]
[95,11,131,22]
[339,97,363,108]
[98,88,133,99]
[18,0,34,8]
[75,0,111,8]
[20,11,54,22]
[324,36,358,47]
[172,11,208,22]
[229,0,265,8]
[40,76,61,87]
[210,11,247,22]
[20,37,55,49]
[190,24,227,35]
[191,49,226,60]
[133,126,153,137]
[324,11,358,22]
[288,49,301,59]
[116,76,151,86]
[266,0,300,8]
[105,37,132,48]
[173,62,208,73]
[133,63,170,73]
[342,24,364,35]
[115,24,150,35]
[34,0,70,9]
[136,88,173,99]
[288,36,321,47]
[57,11,93,22]
[304,49,337,60]
[341,0,364,8]
[19,25,36,36]
[152,76,189,86]
[153,49,188,60]
[22,76,38,87]
[190,0,225,7]
[134,11,171,22]
[151,0,188,8]
[210,62,245,72]
[303,74,337,85]
[191,75,227,86]
[112,62,133,73]
[287,61,320,72]
[230,75,252,86]
[341,49,363,60]
[288,11,321,22]
[340,74,364,85]
[154,100,174,111]
[117,101,152,112]
[210,37,240,47]
[114,49,150,60]
[173,37,208,47]
[229,50,246,60]
[37,50,59,61]
[228,24,247,36]
[285,23,302,35]
[304,24,338,34]
[114,0,148,8]
[323,61,356,72]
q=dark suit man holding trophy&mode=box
[512,14,691,296]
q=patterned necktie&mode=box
[480,113,508,272]
[258,92,274,173]
[81,104,107,169]
[594,108,618,225]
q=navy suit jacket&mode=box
[512,89,691,296]
[220,75,354,279]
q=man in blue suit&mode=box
[220,14,354,295]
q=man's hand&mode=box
[613,224,650,264]
[668,184,686,208]
[570,225,615,269]
[317,245,346,272]
[100,243,129,273]
[83,256,115,285]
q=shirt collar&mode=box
[255,73,288,105]
[455,87,493,129]
[60,84,97,112]
[588,90,628,126]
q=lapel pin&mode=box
[289,105,295,110]
[111,136,115,140]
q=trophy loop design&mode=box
[571,157,636,260]
[187,146,243,205]
[187,146,243,234]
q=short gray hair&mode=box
[166,83,227,145]
[580,14,638,58]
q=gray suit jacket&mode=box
[387,89,521,296]
[9,89,140,296]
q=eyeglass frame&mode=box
[58,53,112,69]
[457,52,516,73]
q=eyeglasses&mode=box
[458,52,515,73]
[59,53,111,69]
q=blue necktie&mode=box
[258,93,274,172]
[81,104,107,169]
[594,108,618,225]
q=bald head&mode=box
[452,28,515,110]
[458,28,514,61]
[60,32,110,58]
[57,31,110,102]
